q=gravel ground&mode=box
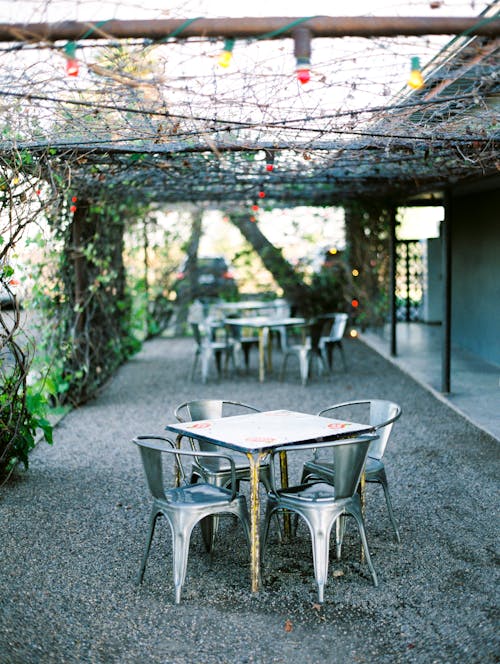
[0,335,498,664]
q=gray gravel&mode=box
[0,335,498,664]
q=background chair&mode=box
[318,312,348,371]
[190,321,237,383]
[261,434,379,603]
[225,320,260,373]
[279,318,328,386]
[133,435,250,604]
[301,400,402,542]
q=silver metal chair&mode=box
[301,400,402,542]
[262,434,379,603]
[174,400,272,494]
[190,321,236,383]
[133,435,250,604]
[318,312,348,371]
[279,318,327,386]
[225,321,260,372]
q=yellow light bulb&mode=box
[408,69,424,89]
[350,329,359,338]
[408,57,424,89]
[218,50,232,68]
[352,269,359,277]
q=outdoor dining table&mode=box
[166,409,375,592]
[223,316,305,382]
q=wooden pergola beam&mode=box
[1,16,499,43]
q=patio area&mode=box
[0,334,497,663]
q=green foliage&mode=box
[0,371,53,480]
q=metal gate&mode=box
[396,240,424,322]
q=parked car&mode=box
[173,256,238,301]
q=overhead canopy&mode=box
[0,10,498,206]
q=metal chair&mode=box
[133,435,250,604]
[261,434,379,603]
[301,400,402,542]
[279,318,328,386]
[190,321,236,383]
[225,321,260,373]
[174,399,273,493]
[318,313,348,371]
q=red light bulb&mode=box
[266,163,274,172]
[258,191,265,199]
[251,204,259,212]
[66,58,79,76]
[296,68,310,84]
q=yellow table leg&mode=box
[247,452,265,591]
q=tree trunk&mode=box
[229,212,310,313]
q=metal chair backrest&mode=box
[270,434,377,498]
[333,436,373,498]
[133,435,239,499]
[135,436,170,501]
[327,313,348,341]
[317,399,402,463]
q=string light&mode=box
[218,38,235,68]
[408,56,424,90]
[265,150,274,172]
[64,42,79,77]
[293,28,311,85]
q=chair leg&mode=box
[307,513,333,603]
[348,502,378,587]
[299,349,310,386]
[191,349,200,381]
[370,471,401,543]
[137,508,160,585]
[200,348,211,384]
[338,341,348,371]
[171,513,198,604]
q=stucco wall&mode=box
[452,187,500,366]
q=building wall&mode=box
[452,187,500,366]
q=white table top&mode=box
[224,316,305,329]
[166,409,374,454]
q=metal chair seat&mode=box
[133,435,250,604]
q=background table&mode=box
[223,316,305,381]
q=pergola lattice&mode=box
[0,8,499,206]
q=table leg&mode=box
[266,327,272,373]
[258,329,265,382]
[279,450,291,537]
[247,451,265,591]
